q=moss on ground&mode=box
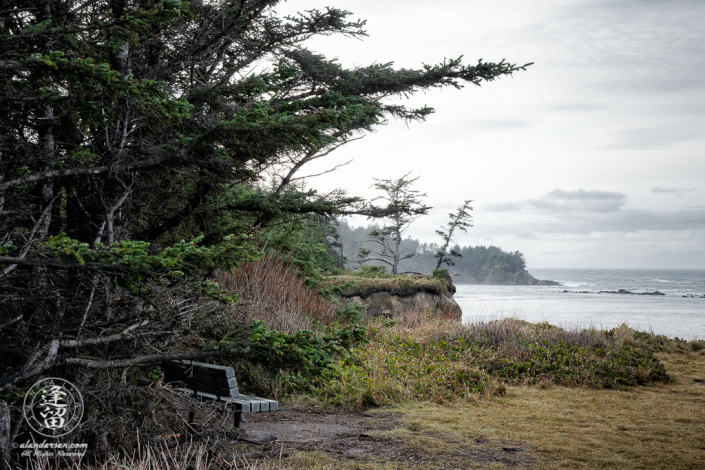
[317,268,455,299]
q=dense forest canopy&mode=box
[337,220,528,282]
[0,0,528,455]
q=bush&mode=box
[314,326,505,409]
[306,318,675,409]
[336,301,367,323]
[216,253,336,333]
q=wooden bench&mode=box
[162,360,278,428]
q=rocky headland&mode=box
[451,267,560,286]
[318,269,463,320]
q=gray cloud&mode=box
[601,125,705,150]
[546,103,602,112]
[467,119,533,130]
[484,202,524,212]
[483,189,705,237]
[652,187,699,194]
[476,208,705,237]
[486,189,627,213]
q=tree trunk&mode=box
[392,221,401,274]
[0,400,11,470]
[37,105,55,238]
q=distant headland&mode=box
[338,222,559,286]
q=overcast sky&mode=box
[278,0,705,269]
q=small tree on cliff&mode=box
[358,173,431,274]
[435,200,474,269]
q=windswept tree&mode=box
[0,0,529,455]
[435,200,474,269]
[358,173,431,274]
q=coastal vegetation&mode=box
[355,173,431,274]
[0,0,529,460]
[308,318,673,409]
[0,0,701,469]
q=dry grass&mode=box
[19,440,285,470]
[394,304,462,326]
[276,349,705,469]
[21,320,702,469]
[384,349,705,469]
[216,253,336,333]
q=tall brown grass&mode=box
[19,441,286,469]
[216,253,336,333]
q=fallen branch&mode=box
[59,346,251,368]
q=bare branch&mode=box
[0,315,21,332]
[0,341,59,392]
[60,346,251,368]
[1,190,64,278]
[275,130,352,194]
[290,159,353,182]
[0,256,98,269]
[0,125,219,192]
[60,320,149,347]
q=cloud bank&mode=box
[487,189,627,213]
[652,187,699,195]
[481,189,705,236]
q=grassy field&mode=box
[279,348,704,470]
[390,350,705,469]
[278,318,705,470]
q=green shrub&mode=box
[336,301,367,323]
[306,320,672,409]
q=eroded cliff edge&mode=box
[318,269,463,321]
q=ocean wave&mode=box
[559,281,592,288]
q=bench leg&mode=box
[234,411,242,429]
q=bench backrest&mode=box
[163,360,240,398]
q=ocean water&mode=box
[455,269,705,340]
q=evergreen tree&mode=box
[0,0,529,453]
[358,173,431,274]
[435,200,474,269]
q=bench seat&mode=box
[172,388,279,412]
[163,360,278,428]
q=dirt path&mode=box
[230,405,535,468]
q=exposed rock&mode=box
[561,289,667,296]
[598,289,665,296]
[322,269,463,321]
[341,290,462,321]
